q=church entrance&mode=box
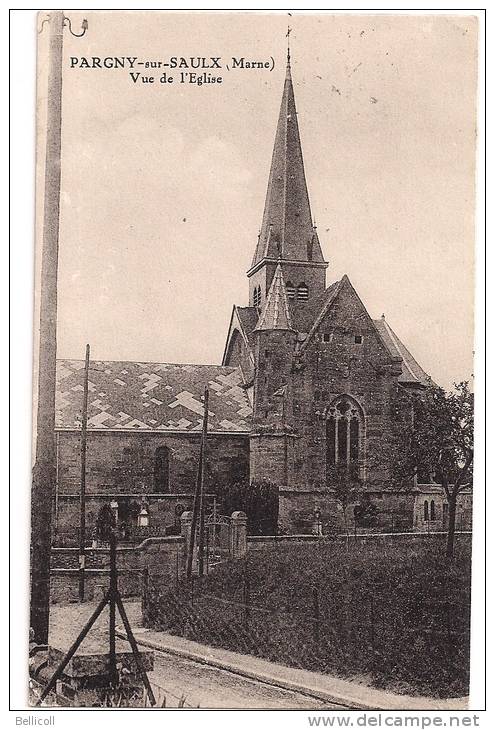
[200,513,232,572]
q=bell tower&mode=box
[248,53,328,330]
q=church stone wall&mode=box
[249,279,407,531]
[250,434,295,485]
[287,280,402,498]
[54,430,249,533]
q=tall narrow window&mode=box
[326,396,363,480]
[430,500,436,521]
[326,417,336,464]
[154,446,170,492]
[350,418,359,461]
[286,281,296,299]
[253,286,262,308]
[424,500,429,521]
[297,282,309,301]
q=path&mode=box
[48,601,339,709]
[49,601,468,710]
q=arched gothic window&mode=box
[430,500,436,521]
[326,396,362,468]
[297,282,309,301]
[424,500,429,521]
[286,281,296,299]
[154,446,170,492]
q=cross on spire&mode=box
[286,25,292,72]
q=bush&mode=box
[145,537,471,699]
[215,479,279,535]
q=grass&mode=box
[144,536,471,699]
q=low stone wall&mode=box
[50,569,143,603]
[247,534,322,549]
[50,535,186,604]
[247,530,472,551]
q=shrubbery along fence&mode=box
[143,539,471,699]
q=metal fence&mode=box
[144,571,470,698]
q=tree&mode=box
[96,503,116,544]
[327,462,363,539]
[389,382,474,558]
[216,479,279,535]
[353,496,379,528]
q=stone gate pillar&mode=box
[230,511,247,558]
[180,510,194,570]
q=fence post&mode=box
[181,511,194,574]
[370,595,376,660]
[109,530,118,685]
[231,511,248,558]
[313,586,320,643]
[243,577,250,628]
[445,601,453,656]
[141,568,149,622]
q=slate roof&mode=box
[295,277,431,386]
[56,360,252,433]
[372,317,432,387]
[236,306,259,345]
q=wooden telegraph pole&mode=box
[78,344,90,601]
[30,10,64,644]
[197,387,209,576]
[186,386,209,580]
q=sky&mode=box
[37,11,478,390]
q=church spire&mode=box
[250,55,326,270]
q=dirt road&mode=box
[48,600,344,709]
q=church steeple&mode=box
[249,55,326,270]
[247,55,328,325]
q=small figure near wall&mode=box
[312,506,323,537]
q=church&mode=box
[54,56,472,539]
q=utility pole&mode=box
[186,446,202,581]
[30,10,88,643]
[197,387,209,576]
[186,386,209,580]
[78,344,90,601]
[30,10,64,644]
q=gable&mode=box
[300,276,400,368]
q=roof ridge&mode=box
[376,316,433,384]
[56,358,238,369]
[298,277,344,353]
